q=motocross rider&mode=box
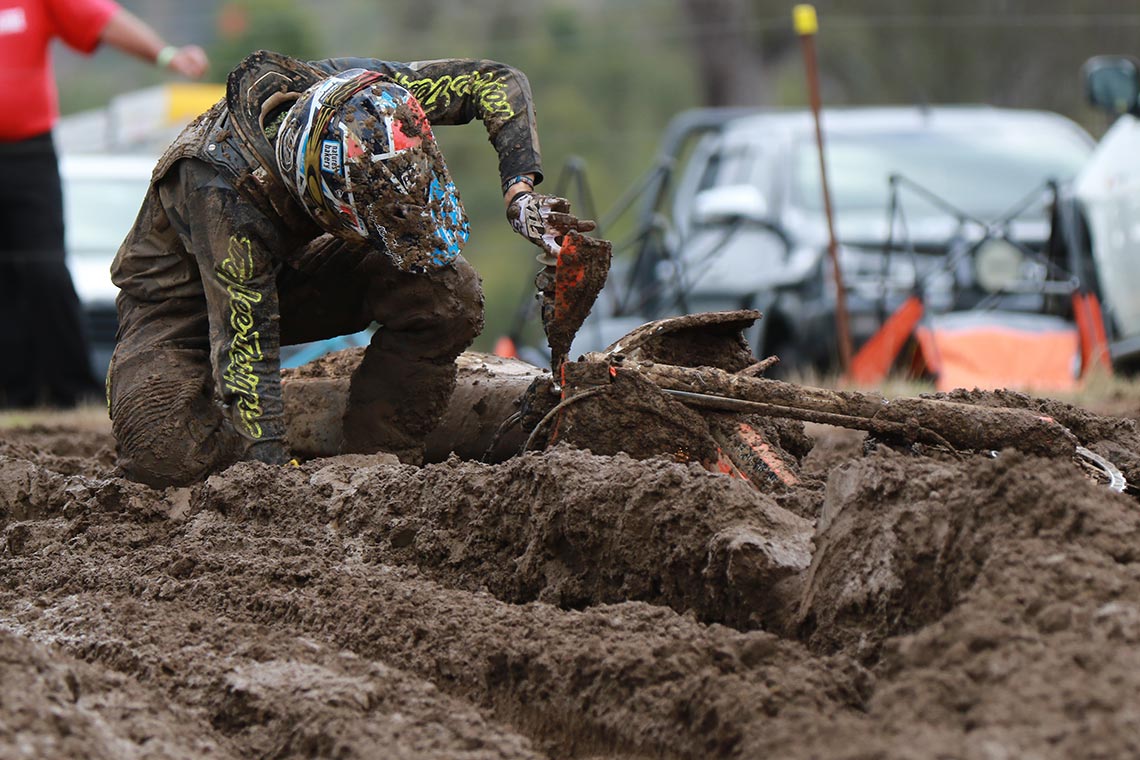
[108,49,592,487]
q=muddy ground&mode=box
[4,374,1140,759]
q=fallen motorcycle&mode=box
[282,307,1127,493]
[282,229,1128,492]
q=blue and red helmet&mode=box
[274,69,468,272]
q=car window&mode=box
[695,151,723,193]
[692,140,763,191]
[713,143,761,187]
[63,175,149,252]
[791,127,1091,222]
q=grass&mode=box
[0,403,112,433]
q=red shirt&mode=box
[0,0,120,140]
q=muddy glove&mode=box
[506,192,597,266]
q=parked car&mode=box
[60,151,155,382]
[570,106,1097,384]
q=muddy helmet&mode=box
[228,52,468,272]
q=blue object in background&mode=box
[280,328,374,369]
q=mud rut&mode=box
[4,388,1140,759]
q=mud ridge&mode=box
[212,447,813,629]
[6,599,543,759]
[6,399,1140,758]
[4,450,870,759]
[0,628,225,758]
[799,443,1140,655]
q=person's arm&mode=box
[312,57,592,259]
[99,7,209,79]
[314,57,543,194]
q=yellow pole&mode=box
[794,4,853,373]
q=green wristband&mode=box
[155,46,178,68]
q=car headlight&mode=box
[974,239,1024,293]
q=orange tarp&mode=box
[915,322,1079,392]
[1071,292,1112,376]
[847,295,924,386]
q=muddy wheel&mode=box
[868,435,1129,494]
[1074,446,1127,492]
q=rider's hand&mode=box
[506,192,596,265]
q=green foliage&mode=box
[209,0,324,75]
[741,0,1140,131]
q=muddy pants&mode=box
[109,254,483,487]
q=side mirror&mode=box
[1082,55,1140,116]
[691,184,770,225]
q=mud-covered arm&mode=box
[313,56,543,189]
[163,172,288,463]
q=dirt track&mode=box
[4,385,1140,759]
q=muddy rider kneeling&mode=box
[107,50,593,487]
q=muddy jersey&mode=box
[111,57,542,461]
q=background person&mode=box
[0,0,208,408]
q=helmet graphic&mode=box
[274,69,469,272]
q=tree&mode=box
[676,0,1140,126]
[678,0,767,106]
[210,0,322,76]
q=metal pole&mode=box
[794,4,853,372]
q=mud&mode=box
[5,383,1140,758]
[593,310,761,373]
[539,231,612,373]
[547,369,721,465]
[283,351,544,463]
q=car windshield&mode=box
[791,126,1091,222]
[63,175,149,252]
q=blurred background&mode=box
[51,0,1140,352]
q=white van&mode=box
[1073,55,1140,366]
